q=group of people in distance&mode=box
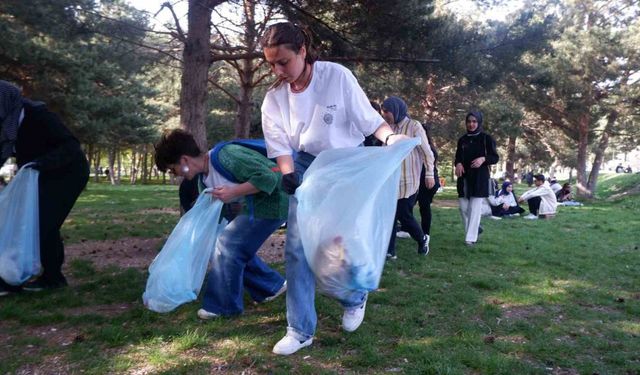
[0,21,582,358]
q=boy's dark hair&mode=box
[154,129,202,172]
[534,174,545,181]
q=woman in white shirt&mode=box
[260,22,404,355]
[489,181,525,217]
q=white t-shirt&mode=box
[261,61,384,158]
[201,154,243,203]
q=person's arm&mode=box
[372,122,409,145]
[413,122,435,188]
[211,182,259,203]
[454,137,465,177]
[276,154,295,174]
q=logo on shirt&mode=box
[323,113,334,125]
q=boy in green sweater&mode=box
[154,129,287,319]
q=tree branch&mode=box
[160,2,187,43]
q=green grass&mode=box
[63,183,180,243]
[1,176,639,374]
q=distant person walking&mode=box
[0,80,89,295]
[454,110,499,246]
[380,96,435,259]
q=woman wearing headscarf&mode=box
[0,80,89,296]
[489,181,525,217]
[454,111,499,245]
[380,96,436,259]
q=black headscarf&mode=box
[465,110,483,136]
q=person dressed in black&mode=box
[454,110,499,245]
[0,80,89,295]
[414,123,440,252]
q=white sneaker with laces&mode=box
[524,214,538,220]
[197,308,220,320]
[342,300,367,332]
[272,334,313,355]
[263,281,287,303]
[396,231,411,239]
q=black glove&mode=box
[282,172,302,195]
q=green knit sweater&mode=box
[217,144,288,220]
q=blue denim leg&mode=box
[285,154,366,341]
[283,194,317,340]
[202,215,284,315]
[244,255,285,303]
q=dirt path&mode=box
[63,233,286,272]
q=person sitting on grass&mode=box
[556,182,573,202]
[154,129,287,320]
[488,181,525,218]
[518,174,557,219]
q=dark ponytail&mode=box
[260,22,318,65]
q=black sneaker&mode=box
[22,277,68,292]
[418,234,430,256]
[0,284,9,297]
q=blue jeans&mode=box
[285,152,367,341]
[202,214,285,316]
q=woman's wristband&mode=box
[384,133,395,145]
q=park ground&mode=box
[1,173,639,374]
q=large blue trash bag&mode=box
[0,166,41,285]
[296,138,420,301]
[143,190,225,313]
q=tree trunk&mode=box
[108,147,117,185]
[179,0,224,151]
[93,147,101,183]
[586,111,617,197]
[505,136,516,181]
[234,0,257,138]
[116,150,122,184]
[142,145,149,184]
[575,113,590,198]
[130,149,138,185]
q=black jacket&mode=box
[454,132,499,198]
[15,103,85,172]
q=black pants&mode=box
[527,197,541,215]
[388,192,424,256]
[37,157,89,283]
[491,205,525,217]
[416,167,439,235]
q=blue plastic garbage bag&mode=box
[296,138,420,301]
[0,166,41,285]
[143,190,225,313]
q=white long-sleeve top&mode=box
[520,181,558,215]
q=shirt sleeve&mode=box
[484,134,499,165]
[219,145,281,195]
[412,121,435,177]
[342,68,385,136]
[261,92,293,159]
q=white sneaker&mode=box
[524,214,538,220]
[197,308,220,320]
[490,216,502,220]
[263,281,287,303]
[272,334,313,355]
[342,300,367,332]
[396,231,411,239]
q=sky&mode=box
[126,0,526,30]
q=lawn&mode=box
[1,174,639,374]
